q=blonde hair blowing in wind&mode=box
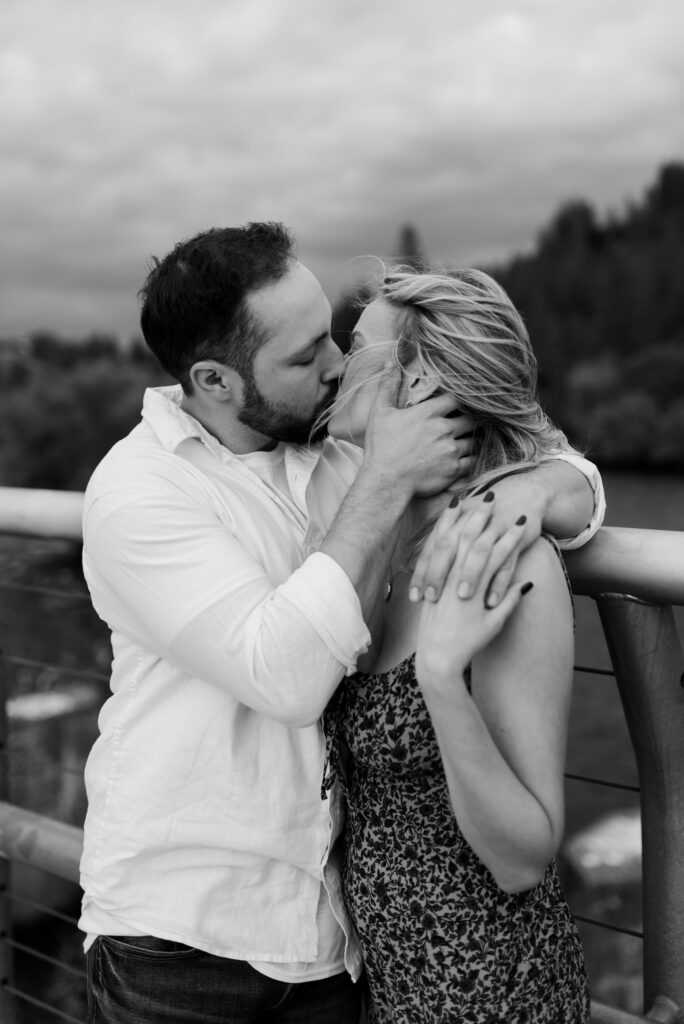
[376,266,580,497]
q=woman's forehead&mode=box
[354,297,397,342]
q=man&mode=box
[80,222,604,1023]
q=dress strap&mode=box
[541,533,575,629]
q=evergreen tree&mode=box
[395,223,426,271]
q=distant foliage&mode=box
[0,333,171,489]
[492,162,684,465]
[333,162,684,468]
[2,164,684,490]
[564,342,684,468]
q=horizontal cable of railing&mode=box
[1,748,89,781]
[4,936,86,980]
[3,984,84,1024]
[0,580,89,601]
[5,890,80,927]
[4,655,109,683]
[574,914,643,940]
[575,665,616,677]
[565,773,639,793]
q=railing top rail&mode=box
[0,486,83,540]
[1,486,684,606]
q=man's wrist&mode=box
[355,458,414,512]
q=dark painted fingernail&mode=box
[449,495,460,508]
[516,515,527,526]
[483,491,495,503]
[520,581,534,595]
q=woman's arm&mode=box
[408,454,604,606]
[415,534,574,893]
[521,456,601,548]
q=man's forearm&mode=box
[319,465,409,623]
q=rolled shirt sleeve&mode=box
[547,452,606,550]
[83,488,370,728]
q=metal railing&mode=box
[1,487,684,1023]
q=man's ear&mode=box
[188,361,243,403]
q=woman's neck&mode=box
[394,491,454,571]
[363,490,455,676]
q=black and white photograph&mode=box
[1,2,683,1022]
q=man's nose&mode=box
[321,339,345,383]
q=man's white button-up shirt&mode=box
[79,385,371,975]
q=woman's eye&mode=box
[298,356,315,366]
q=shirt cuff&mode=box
[548,452,606,550]
[280,552,371,675]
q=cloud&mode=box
[1,0,683,338]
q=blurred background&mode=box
[1,0,683,1020]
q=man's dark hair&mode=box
[139,222,296,392]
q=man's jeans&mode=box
[86,935,363,1024]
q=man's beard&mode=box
[237,374,335,446]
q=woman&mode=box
[322,267,590,1023]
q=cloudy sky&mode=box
[2,0,682,341]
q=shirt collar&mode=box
[141,385,225,456]
[141,384,323,472]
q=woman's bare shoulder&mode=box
[517,535,567,585]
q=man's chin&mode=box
[268,418,327,446]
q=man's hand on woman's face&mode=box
[363,360,475,499]
[408,480,545,607]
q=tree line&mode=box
[1,161,683,491]
[334,161,684,470]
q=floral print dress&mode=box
[323,653,590,1024]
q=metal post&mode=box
[596,596,684,1018]
[0,650,16,1024]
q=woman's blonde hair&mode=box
[326,265,580,499]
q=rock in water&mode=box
[562,809,641,888]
